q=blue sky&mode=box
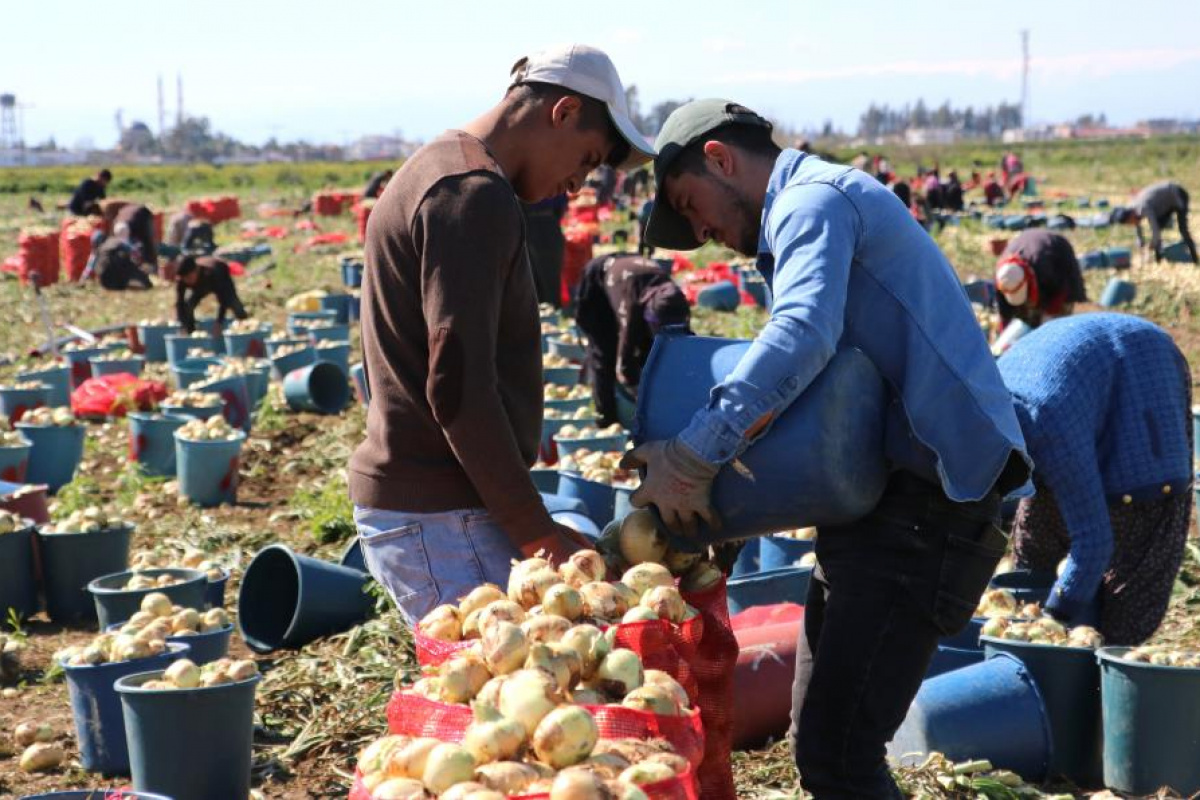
[4,0,1199,148]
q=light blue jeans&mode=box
[353,505,521,624]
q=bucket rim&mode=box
[728,565,815,586]
[171,430,247,446]
[0,382,52,394]
[36,521,136,539]
[557,470,617,489]
[107,620,234,637]
[60,641,191,672]
[239,544,305,650]
[114,667,261,695]
[127,411,191,424]
[1096,645,1200,673]
[980,634,1101,656]
[17,365,71,377]
[87,567,207,596]
[15,420,82,432]
[17,791,174,799]
[553,434,627,448]
[0,438,33,450]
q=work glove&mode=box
[620,438,721,538]
[1044,580,1101,629]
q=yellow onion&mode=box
[476,600,527,639]
[643,670,689,710]
[463,702,527,764]
[643,752,689,775]
[680,560,722,592]
[509,566,561,610]
[571,686,609,705]
[164,658,202,689]
[482,621,529,676]
[410,677,443,700]
[388,737,441,778]
[372,777,427,799]
[595,649,643,697]
[560,624,611,679]
[611,581,640,613]
[1067,626,1104,648]
[1020,602,1043,618]
[548,642,583,687]
[640,585,686,623]
[361,770,389,792]
[622,685,680,716]
[140,591,174,618]
[439,782,492,800]
[619,761,676,786]
[550,766,614,800]
[621,606,659,624]
[621,564,673,599]
[441,654,492,703]
[498,668,560,736]
[462,608,485,640]
[128,610,156,627]
[522,614,572,644]
[583,752,632,779]
[171,608,201,633]
[607,780,651,799]
[560,550,608,588]
[663,548,701,576]
[526,643,574,691]
[421,743,477,794]
[227,659,259,681]
[14,721,53,747]
[980,617,1010,637]
[357,735,410,775]
[579,582,628,621]
[543,583,584,621]
[418,604,463,642]
[474,760,541,794]
[19,742,63,772]
[459,583,507,617]
[617,510,668,565]
[476,675,508,709]
[532,704,600,768]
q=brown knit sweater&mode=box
[348,131,550,546]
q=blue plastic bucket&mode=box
[556,471,616,526]
[20,791,173,799]
[138,323,181,363]
[542,415,598,455]
[62,347,109,387]
[1079,251,1107,270]
[544,397,591,415]
[206,568,230,609]
[550,510,601,540]
[0,383,49,425]
[90,356,145,378]
[320,292,353,324]
[555,433,628,460]
[926,645,985,679]
[128,412,190,477]
[341,258,364,288]
[759,535,816,571]
[1099,278,1136,308]
[726,566,813,615]
[0,522,38,619]
[116,669,259,800]
[697,280,740,311]
[286,310,338,336]
[223,329,269,358]
[16,422,85,494]
[984,637,1103,786]
[544,364,583,387]
[1098,646,1200,795]
[282,362,349,414]
[174,431,246,507]
[742,279,771,309]
[339,538,366,574]
[88,568,208,630]
[1163,240,1194,264]
[170,356,224,390]
[988,570,1056,606]
[889,652,1052,780]
[636,335,888,543]
[159,403,223,423]
[38,524,134,625]
[349,293,361,322]
[194,375,252,432]
[163,335,214,368]
[265,337,309,358]
[350,362,369,406]
[63,642,190,774]
[730,538,760,577]
[241,364,270,407]
[541,492,589,516]
[940,617,985,651]
[238,544,373,652]
[1104,247,1132,269]
[548,337,587,363]
[530,467,560,494]
[0,440,31,483]
[307,324,351,345]
[613,485,634,521]
[271,346,316,381]
[315,341,352,375]
[16,366,72,407]
[106,621,233,666]
[615,385,637,431]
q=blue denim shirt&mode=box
[678,150,1030,502]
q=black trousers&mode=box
[788,472,1005,798]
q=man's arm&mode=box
[212,264,248,323]
[677,183,859,464]
[175,282,196,333]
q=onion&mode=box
[570,686,609,705]
[164,658,201,689]
[560,624,611,679]
[617,510,668,565]
[509,566,561,610]
[227,659,259,681]
[422,742,477,794]
[583,752,632,779]
[439,782,491,800]
[642,752,689,776]
[441,654,493,703]
[621,685,680,716]
[522,614,572,644]
[1067,626,1104,649]
[390,737,442,779]
[141,591,174,618]
[476,600,527,639]
[543,583,584,621]
[459,583,507,617]
[610,581,641,613]
[171,608,201,633]
[550,766,615,800]
[643,670,689,710]
[128,610,156,627]
[980,617,1009,638]
[607,780,651,800]
[548,642,583,687]
[619,761,676,786]
[357,735,410,774]
[620,563,673,599]
[526,643,573,691]
[372,777,427,799]
[19,741,63,772]
[474,760,541,793]
[533,704,600,768]
[411,676,443,700]
[680,560,722,592]
[621,606,659,624]
[663,548,701,576]
[14,721,53,747]
[498,668,560,736]
[476,675,508,709]
[463,701,527,764]
[482,621,529,676]
[462,608,485,640]
[595,649,643,697]
[579,582,628,621]
[418,604,463,642]
[640,585,686,623]
[560,549,608,588]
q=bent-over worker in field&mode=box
[92,229,152,291]
[66,169,111,216]
[112,204,159,273]
[627,99,1031,798]
[1112,180,1198,265]
[999,313,1191,645]
[574,254,690,427]
[347,44,653,623]
[994,229,1087,330]
[174,255,248,336]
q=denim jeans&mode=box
[788,472,1005,799]
[353,505,522,624]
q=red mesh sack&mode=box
[385,692,704,769]
[349,766,697,800]
[60,218,100,282]
[18,231,60,286]
[313,192,342,216]
[71,374,168,419]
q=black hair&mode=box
[98,169,113,181]
[664,123,781,181]
[177,255,198,277]
[507,81,630,168]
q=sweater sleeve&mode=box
[416,175,553,547]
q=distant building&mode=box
[346,134,418,161]
[0,148,90,167]
[904,127,959,146]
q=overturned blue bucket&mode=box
[238,544,373,652]
[321,292,353,324]
[128,412,190,477]
[889,652,1052,780]
[271,346,316,381]
[16,421,85,494]
[16,365,72,407]
[556,471,616,526]
[283,362,349,414]
[926,645,986,679]
[1099,278,1136,308]
[314,341,352,375]
[727,566,813,615]
[139,323,181,363]
[194,375,253,432]
[0,440,31,483]
[174,430,246,507]
[223,328,270,358]
[0,383,49,425]
[759,535,815,571]
[350,362,369,406]
[163,335,215,368]
[697,280,740,311]
[90,355,146,378]
[63,642,190,775]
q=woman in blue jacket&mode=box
[998,313,1192,644]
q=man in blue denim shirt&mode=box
[629,100,1031,798]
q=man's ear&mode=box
[701,140,735,177]
[550,95,584,130]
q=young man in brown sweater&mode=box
[349,44,653,623]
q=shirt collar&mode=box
[758,149,806,257]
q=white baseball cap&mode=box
[995,261,1029,306]
[510,44,655,169]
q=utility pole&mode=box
[157,74,165,137]
[176,72,183,127]
[1020,29,1031,127]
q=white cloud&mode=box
[701,37,748,54]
